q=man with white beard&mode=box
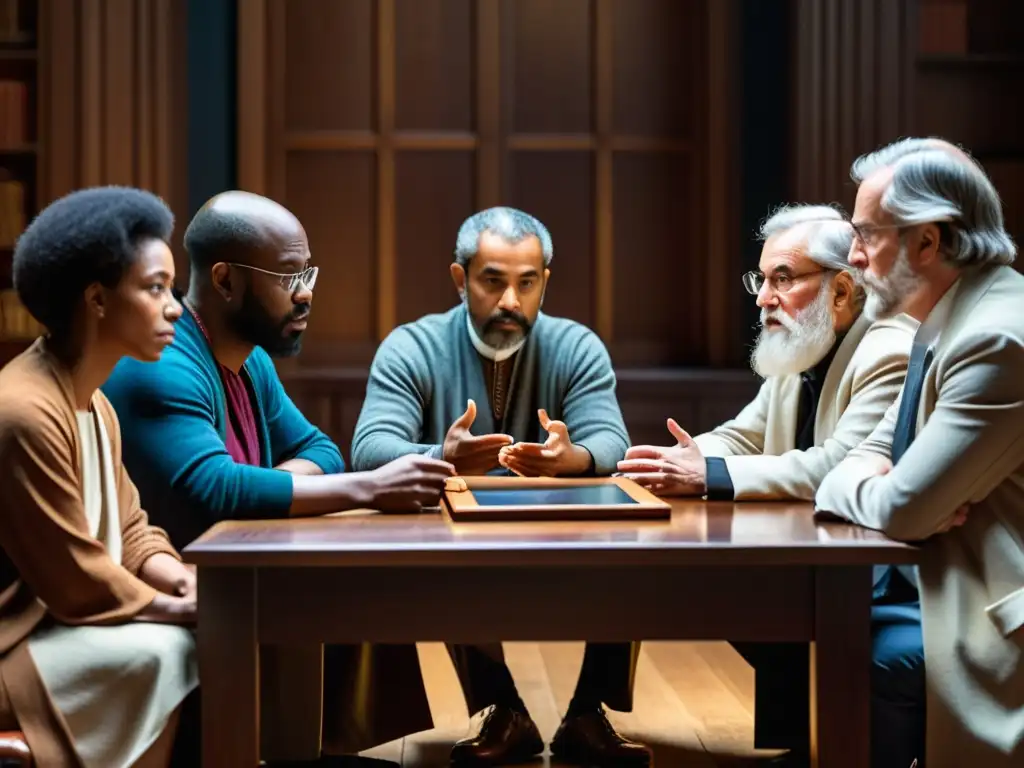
[617,203,920,767]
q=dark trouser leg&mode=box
[169,688,202,768]
[553,642,650,766]
[734,600,926,765]
[321,643,433,755]
[446,643,524,715]
[870,602,925,768]
[568,642,640,714]
[731,641,810,750]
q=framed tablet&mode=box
[442,476,671,522]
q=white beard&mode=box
[862,244,924,321]
[751,284,837,378]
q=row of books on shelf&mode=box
[0,290,43,340]
[0,80,28,147]
[0,177,25,247]
[0,0,28,42]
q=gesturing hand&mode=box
[367,453,456,513]
[615,418,707,496]
[498,409,592,477]
[443,399,514,475]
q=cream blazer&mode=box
[815,264,1024,767]
[693,312,918,499]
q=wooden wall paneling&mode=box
[236,0,267,194]
[103,0,134,184]
[79,0,102,186]
[244,0,739,369]
[393,0,475,325]
[267,0,286,201]
[37,0,77,207]
[914,66,1024,154]
[504,0,593,328]
[510,0,592,135]
[793,0,914,209]
[394,0,473,133]
[509,151,593,325]
[609,0,703,366]
[158,0,189,260]
[476,0,502,209]
[705,0,740,367]
[594,0,614,343]
[135,0,152,190]
[611,152,695,367]
[394,151,474,326]
[274,0,378,366]
[375,0,397,338]
[39,0,187,264]
[285,151,377,364]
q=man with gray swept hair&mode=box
[351,206,647,767]
[815,138,1024,768]
[618,203,919,767]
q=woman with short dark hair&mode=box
[0,186,198,767]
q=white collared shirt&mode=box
[914,278,961,353]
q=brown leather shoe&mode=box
[450,705,544,766]
[550,709,651,767]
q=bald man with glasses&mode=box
[103,191,455,766]
[618,203,920,767]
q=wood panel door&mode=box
[238,0,740,369]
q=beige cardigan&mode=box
[0,339,181,766]
[694,312,918,499]
[816,265,1024,766]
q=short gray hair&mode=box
[454,206,553,267]
[850,137,1016,267]
[759,203,863,308]
[759,203,857,274]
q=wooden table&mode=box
[184,500,919,767]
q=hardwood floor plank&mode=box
[642,641,763,761]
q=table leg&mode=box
[811,565,872,768]
[198,567,260,767]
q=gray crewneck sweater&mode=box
[350,303,629,475]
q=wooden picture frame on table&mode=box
[442,475,671,522]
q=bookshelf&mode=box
[915,0,1024,270]
[0,0,43,362]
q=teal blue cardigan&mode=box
[103,307,344,549]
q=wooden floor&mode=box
[361,641,783,767]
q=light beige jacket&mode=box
[693,312,918,499]
[815,264,1024,767]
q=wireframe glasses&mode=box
[742,268,827,295]
[229,263,318,293]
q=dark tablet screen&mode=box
[471,485,637,506]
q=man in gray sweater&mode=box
[351,207,647,767]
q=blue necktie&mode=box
[891,342,935,463]
[873,342,933,598]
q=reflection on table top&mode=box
[184,499,919,568]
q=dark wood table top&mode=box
[183,500,920,568]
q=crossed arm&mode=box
[814,331,1024,541]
